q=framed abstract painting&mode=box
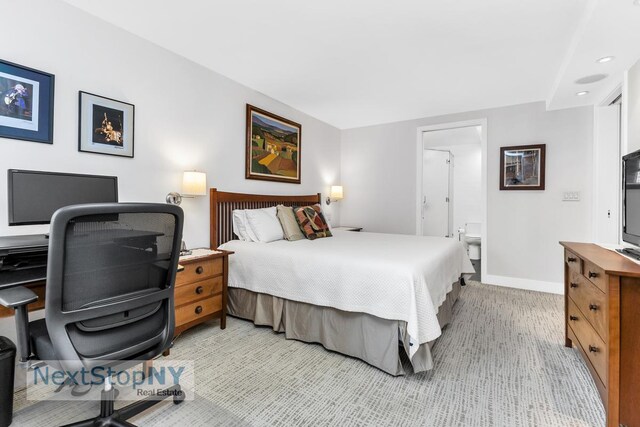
[499,144,546,190]
[78,91,135,158]
[246,104,301,184]
[0,59,54,144]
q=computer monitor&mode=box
[7,169,118,226]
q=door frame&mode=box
[416,118,488,282]
[593,84,623,244]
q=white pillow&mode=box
[244,207,284,243]
[232,210,250,241]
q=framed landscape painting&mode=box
[246,104,301,184]
[0,59,54,144]
[78,91,134,158]
[500,144,546,190]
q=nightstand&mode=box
[334,226,363,232]
[175,249,232,333]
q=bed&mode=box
[209,188,474,375]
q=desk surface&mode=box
[0,234,48,290]
[0,234,49,255]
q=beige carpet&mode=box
[12,281,605,426]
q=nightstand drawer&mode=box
[175,295,222,326]
[176,258,222,286]
[175,276,223,306]
[568,270,607,341]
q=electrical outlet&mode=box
[562,191,580,201]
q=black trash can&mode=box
[0,337,16,427]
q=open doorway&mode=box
[416,120,487,282]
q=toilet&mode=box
[464,222,481,260]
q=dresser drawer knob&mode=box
[588,345,598,353]
[570,283,578,288]
[195,286,204,295]
[567,257,577,263]
[589,304,599,311]
[569,315,578,321]
[588,271,598,279]
[195,305,203,314]
[195,266,204,274]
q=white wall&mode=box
[341,102,593,291]
[0,0,341,246]
[626,58,640,155]
[0,0,340,342]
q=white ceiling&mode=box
[62,0,640,129]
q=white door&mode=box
[594,104,621,244]
[422,150,451,237]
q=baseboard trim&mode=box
[483,274,563,295]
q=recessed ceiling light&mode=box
[575,74,608,84]
[576,91,590,96]
[596,56,615,64]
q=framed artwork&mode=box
[78,91,134,158]
[246,104,301,184]
[500,144,546,190]
[0,59,54,144]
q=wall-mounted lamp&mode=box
[326,185,344,205]
[166,171,207,205]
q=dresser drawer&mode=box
[568,271,608,341]
[582,260,606,294]
[175,276,223,306]
[176,258,223,286]
[568,299,608,385]
[175,295,222,327]
[565,250,581,274]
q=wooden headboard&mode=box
[209,188,321,249]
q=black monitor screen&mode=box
[623,151,640,245]
[8,169,118,226]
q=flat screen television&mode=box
[621,151,640,258]
[7,169,118,226]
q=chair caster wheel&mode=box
[174,392,185,405]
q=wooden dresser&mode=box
[174,250,232,336]
[560,242,640,427]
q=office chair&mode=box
[0,203,184,427]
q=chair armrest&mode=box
[0,286,38,308]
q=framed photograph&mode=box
[500,144,545,190]
[0,59,54,144]
[246,104,301,184]
[79,91,134,158]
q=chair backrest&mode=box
[44,203,183,373]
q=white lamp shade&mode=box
[330,185,344,200]
[182,171,207,196]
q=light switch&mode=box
[562,191,580,201]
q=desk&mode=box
[0,234,48,318]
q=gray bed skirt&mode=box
[227,281,461,376]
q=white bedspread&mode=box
[219,230,474,357]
